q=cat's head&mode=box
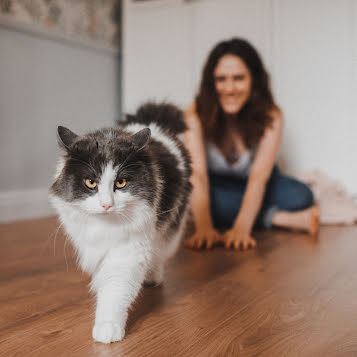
[50,126,155,220]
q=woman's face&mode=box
[214,54,252,115]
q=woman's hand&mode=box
[184,224,222,250]
[222,226,257,251]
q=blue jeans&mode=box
[209,166,314,230]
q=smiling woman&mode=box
[214,54,252,115]
[184,38,320,251]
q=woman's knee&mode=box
[269,176,314,211]
[284,181,314,211]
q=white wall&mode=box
[0,24,118,222]
[191,0,273,89]
[123,0,357,193]
[272,0,357,192]
[123,0,195,111]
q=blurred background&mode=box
[1,0,356,222]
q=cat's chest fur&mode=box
[59,206,154,275]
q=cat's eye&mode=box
[115,179,126,189]
[85,179,97,189]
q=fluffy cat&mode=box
[49,103,192,344]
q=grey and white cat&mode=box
[49,103,192,344]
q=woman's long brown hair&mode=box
[195,38,278,157]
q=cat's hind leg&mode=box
[144,224,185,287]
[144,261,164,287]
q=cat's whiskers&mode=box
[116,155,131,172]
[68,158,97,175]
[42,220,63,257]
[46,219,73,272]
[117,169,139,177]
[53,220,64,256]
[157,206,180,216]
[119,162,140,171]
[118,210,134,227]
[64,237,69,272]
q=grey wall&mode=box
[0,26,119,192]
[0,24,119,221]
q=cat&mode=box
[49,102,192,344]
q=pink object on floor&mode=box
[295,170,357,225]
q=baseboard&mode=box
[0,188,55,223]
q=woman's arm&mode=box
[183,104,221,249]
[224,109,283,250]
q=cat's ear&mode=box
[57,126,79,150]
[131,128,151,151]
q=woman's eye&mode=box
[215,76,225,82]
[234,75,245,81]
[85,179,97,189]
[115,178,127,189]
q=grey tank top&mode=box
[206,142,254,178]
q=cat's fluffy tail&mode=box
[121,102,187,136]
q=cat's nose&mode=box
[102,204,112,211]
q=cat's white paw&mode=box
[92,322,125,344]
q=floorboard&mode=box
[1,217,357,356]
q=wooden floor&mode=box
[1,218,357,356]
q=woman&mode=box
[184,38,319,251]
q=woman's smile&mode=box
[214,54,252,114]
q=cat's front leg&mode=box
[91,253,147,344]
[92,287,129,343]
[92,320,125,344]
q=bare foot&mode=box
[272,205,320,236]
[309,206,320,236]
